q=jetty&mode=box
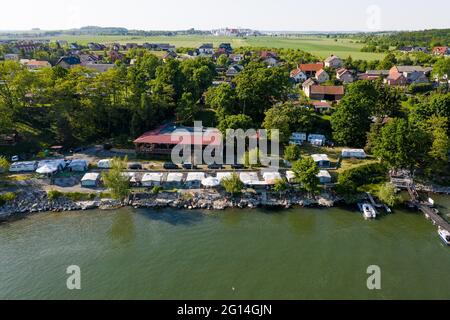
[390,171,450,233]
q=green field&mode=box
[44,35,384,61]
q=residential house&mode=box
[226,64,244,78]
[20,59,51,70]
[219,43,233,54]
[87,42,106,51]
[56,56,81,69]
[198,43,214,55]
[298,62,325,77]
[303,79,344,100]
[78,54,101,65]
[387,66,431,85]
[432,46,450,56]
[399,46,428,54]
[315,69,330,83]
[290,68,307,83]
[336,68,354,83]
[358,70,390,81]
[229,54,244,63]
[260,51,279,66]
[4,54,19,61]
[324,55,343,68]
[162,51,178,61]
[84,63,115,73]
[311,154,331,168]
[108,51,124,63]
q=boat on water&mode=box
[438,228,450,246]
[359,203,377,220]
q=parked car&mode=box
[128,163,143,170]
[163,162,179,170]
[208,164,223,170]
[231,164,245,169]
[182,163,197,170]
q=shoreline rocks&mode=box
[0,190,338,222]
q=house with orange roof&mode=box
[432,46,450,56]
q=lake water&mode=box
[0,198,449,300]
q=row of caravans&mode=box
[9,159,89,173]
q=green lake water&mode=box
[0,198,449,300]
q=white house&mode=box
[289,132,307,145]
[98,159,112,169]
[141,173,163,187]
[317,170,332,184]
[341,149,367,159]
[290,68,308,83]
[308,134,326,146]
[285,171,296,183]
[9,161,38,173]
[311,154,331,168]
[81,172,100,187]
[324,55,343,68]
[315,69,330,83]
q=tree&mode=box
[273,178,289,198]
[221,173,244,196]
[204,83,239,119]
[0,156,9,173]
[284,145,301,163]
[263,102,317,144]
[377,183,401,207]
[425,116,449,178]
[372,118,429,171]
[218,114,254,134]
[432,58,450,81]
[217,54,230,67]
[292,157,320,195]
[102,157,130,201]
[378,52,397,70]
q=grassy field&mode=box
[46,35,384,61]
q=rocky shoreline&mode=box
[0,190,336,221]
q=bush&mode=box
[0,192,16,205]
[47,190,63,201]
[152,186,163,195]
[221,173,244,196]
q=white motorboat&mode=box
[361,203,377,220]
[438,228,450,246]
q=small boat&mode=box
[438,228,450,246]
[361,203,377,220]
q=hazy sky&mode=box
[0,0,448,31]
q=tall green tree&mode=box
[102,157,131,201]
[292,157,320,195]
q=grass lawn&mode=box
[44,35,384,61]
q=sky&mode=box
[0,0,449,32]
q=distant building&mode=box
[311,154,331,167]
[303,79,344,100]
[315,69,330,83]
[317,170,332,184]
[386,66,431,85]
[289,132,307,146]
[219,43,233,54]
[225,64,244,78]
[336,68,354,83]
[20,59,51,70]
[432,46,450,56]
[55,56,81,69]
[298,62,325,77]
[290,68,307,83]
[198,43,214,55]
[324,55,343,68]
[4,54,19,61]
